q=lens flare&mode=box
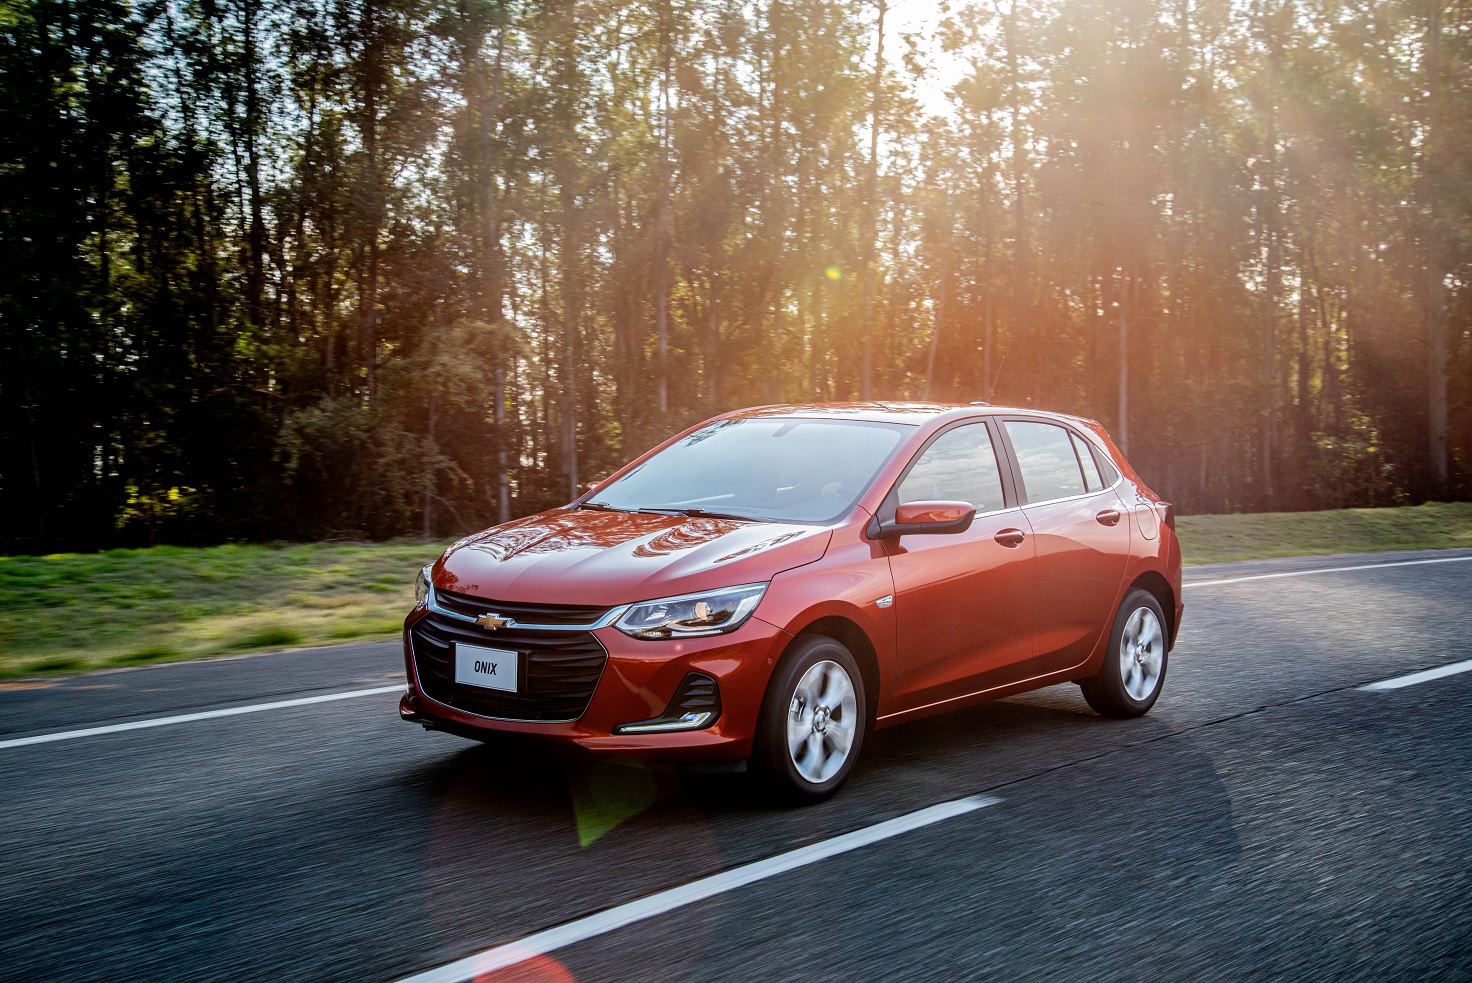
[473,953,576,983]
[824,265,842,280]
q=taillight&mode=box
[1161,502,1175,530]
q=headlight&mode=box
[414,564,433,607]
[614,584,767,640]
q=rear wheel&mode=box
[1080,588,1168,718]
[755,636,866,803]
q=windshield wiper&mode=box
[643,507,770,523]
[580,502,700,518]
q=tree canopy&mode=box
[1,0,1468,550]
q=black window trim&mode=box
[865,416,1020,539]
[1069,430,1104,493]
[995,416,1125,508]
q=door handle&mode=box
[1095,509,1122,526]
[994,528,1026,548]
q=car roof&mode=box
[721,401,1093,428]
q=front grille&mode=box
[410,611,607,722]
[434,588,612,627]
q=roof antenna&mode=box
[985,354,1006,403]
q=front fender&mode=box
[753,527,896,680]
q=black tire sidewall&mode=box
[756,635,867,801]
[1087,589,1168,717]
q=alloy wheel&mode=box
[785,660,858,784]
[1119,606,1165,702]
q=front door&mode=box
[885,421,1038,714]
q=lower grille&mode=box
[410,612,607,722]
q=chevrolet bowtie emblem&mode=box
[475,613,511,631]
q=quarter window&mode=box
[897,423,1006,513]
[1005,421,1087,503]
[1072,432,1105,491]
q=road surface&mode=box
[3,549,1471,982]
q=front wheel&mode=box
[1080,589,1169,718]
[755,636,867,803]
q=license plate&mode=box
[454,643,520,694]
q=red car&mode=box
[400,402,1182,800]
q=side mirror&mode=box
[584,477,606,492]
[873,500,976,539]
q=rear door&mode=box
[883,420,1038,713]
[1000,419,1132,675]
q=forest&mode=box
[1,0,1468,551]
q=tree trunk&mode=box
[358,0,384,407]
[706,275,720,409]
[1260,36,1280,504]
[422,392,437,538]
[861,0,885,400]
[1424,0,1449,499]
[243,0,266,333]
[495,367,510,524]
[655,0,672,420]
[1296,258,1312,504]
[1118,266,1130,455]
[558,0,579,500]
[1004,2,1028,401]
[980,147,994,399]
[474,3,507,323]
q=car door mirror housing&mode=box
[873,500,977,538]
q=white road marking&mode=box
[391,794,1002,983]
[0,685,404,750]
[6,555,1462,750]
[1359,658,1472,692]
[1185,554,1472,589]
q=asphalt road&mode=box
[3,548,1472,983]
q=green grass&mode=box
[1177,501,1472,565]
[2,502,1470,679]
[0,539,450,679]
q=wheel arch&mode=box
[1127,570,1177,649]
[790,615,881,725]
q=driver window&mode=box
[897,423,1006,513]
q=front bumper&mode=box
[400,606,791,761]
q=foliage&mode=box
[1,0,1469,551]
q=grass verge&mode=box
[1177,501,1472,565]
[2,502,1469,678]
[0,540,450,680]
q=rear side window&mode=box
[898,423,1006,513]
[1072,433,1105,491]
[1005,420,1087,503]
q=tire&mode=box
[755,635,867,803]
[1080,588,1169,718]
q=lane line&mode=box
[1185,554,1472,589]
[8,554,1462,750]
[1359,658,1472,692]
[0,685,404,750]
[391,794,1002,983]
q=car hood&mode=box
[433,508,834,606]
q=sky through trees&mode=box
[1,0,1467,549]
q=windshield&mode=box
[587,417,911,523]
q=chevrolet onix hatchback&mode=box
[401,402,1183,800]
